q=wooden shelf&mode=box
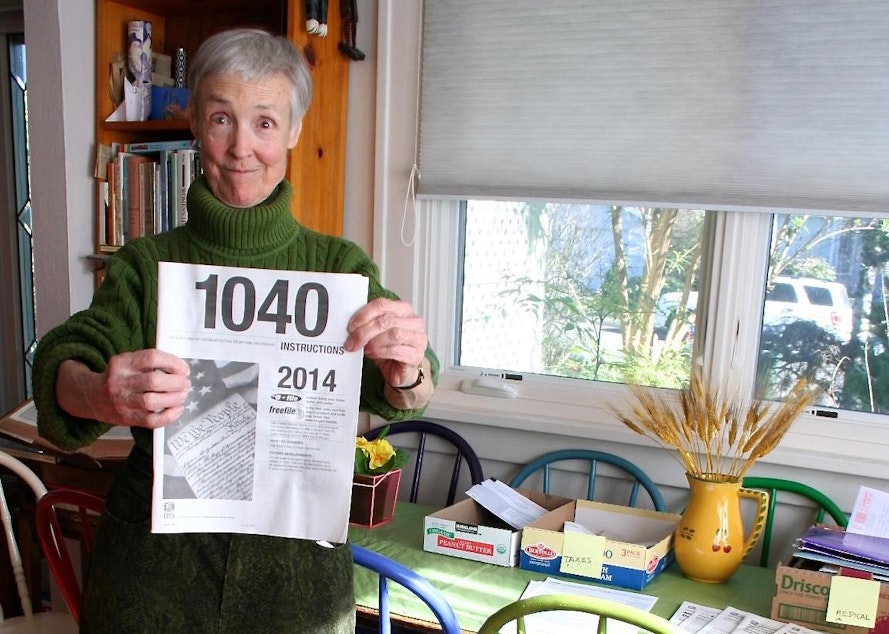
[92,0,349,285]
[101,119,190,133]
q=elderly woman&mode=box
[32,28,437,632]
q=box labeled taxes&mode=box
[519,500,680,590]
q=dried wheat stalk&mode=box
[613,370,820,481]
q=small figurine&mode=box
[338,0,365,61]
[305,0,329,37]
[109,52,125,107]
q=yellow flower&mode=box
[365,438,396,470]
[355,426,409,474]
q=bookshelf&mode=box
[94,0,350,267]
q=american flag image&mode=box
[162,358,259,500]
[183,358,259,415]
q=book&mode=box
[156,149,173,232]
[125,154,151,241]
[152,161,165,234]
[140,160,156,236]
[94,143,112,180]
[97,180,109,247]
[175,148,199,226]
[105,157,122,247]
[124,139,197,153]
[112,153,127,245]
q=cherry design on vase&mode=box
[711,527,732,553]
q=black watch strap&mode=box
[395,366,425,390]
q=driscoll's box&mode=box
[519,500,680,590]
[422,489,571,567]
[772,563,889,634]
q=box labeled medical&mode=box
[519,500,680,590]
[423,489,570,567]
[771,563,889,634]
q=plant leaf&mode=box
[354,447,370,474]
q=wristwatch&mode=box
[395,366,425,390]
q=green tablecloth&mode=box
[350,502,776,632]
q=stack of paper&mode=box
[670,602,821,634]
[792,485,889,581]
[465,479,550,529]
[792,526,889,581]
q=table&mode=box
[349,502,776,633]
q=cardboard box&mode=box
[519,500,681,590]
[771,563,889,634]
[423,489,571,567]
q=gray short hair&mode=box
[188,28,312,129]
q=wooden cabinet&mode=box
[94,0,349,251]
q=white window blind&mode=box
[418,0,889,215]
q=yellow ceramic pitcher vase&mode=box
[674,473,769,583]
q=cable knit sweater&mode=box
[33,175,438,454]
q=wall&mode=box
[25,0,94,337]
[340,0,376,251]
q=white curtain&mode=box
[418,0,889,215]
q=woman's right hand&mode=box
[57,349,191,428]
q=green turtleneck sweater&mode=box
[33,176,439,454]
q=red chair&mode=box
[35,489,105,624]
[1,450,78,631]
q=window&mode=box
[372,1,889,478]
[399,201,887,466]
[0,26,31,415]
[757,215,888,414]
[450,204,889,417]
[459,202,704,389]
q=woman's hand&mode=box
[346,298,428,386]
[57,349,191,428]
[346,298,434,409]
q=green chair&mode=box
[741,476,848,568]
[477,594,682,634]
[509,449,666,511]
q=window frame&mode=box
[372,0,889,481]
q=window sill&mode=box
[424,370,889,481]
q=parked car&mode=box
[654,276,853,342]
[762,276,853,342]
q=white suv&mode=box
[762,276,853,342]
[654,276,853,342]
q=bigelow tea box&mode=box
[423,489,571,567]
[519,500,681,590]
[772,564,889,634]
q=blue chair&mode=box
[508,449,666,511]
[351,544,461,634]
[362,420,484,506]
